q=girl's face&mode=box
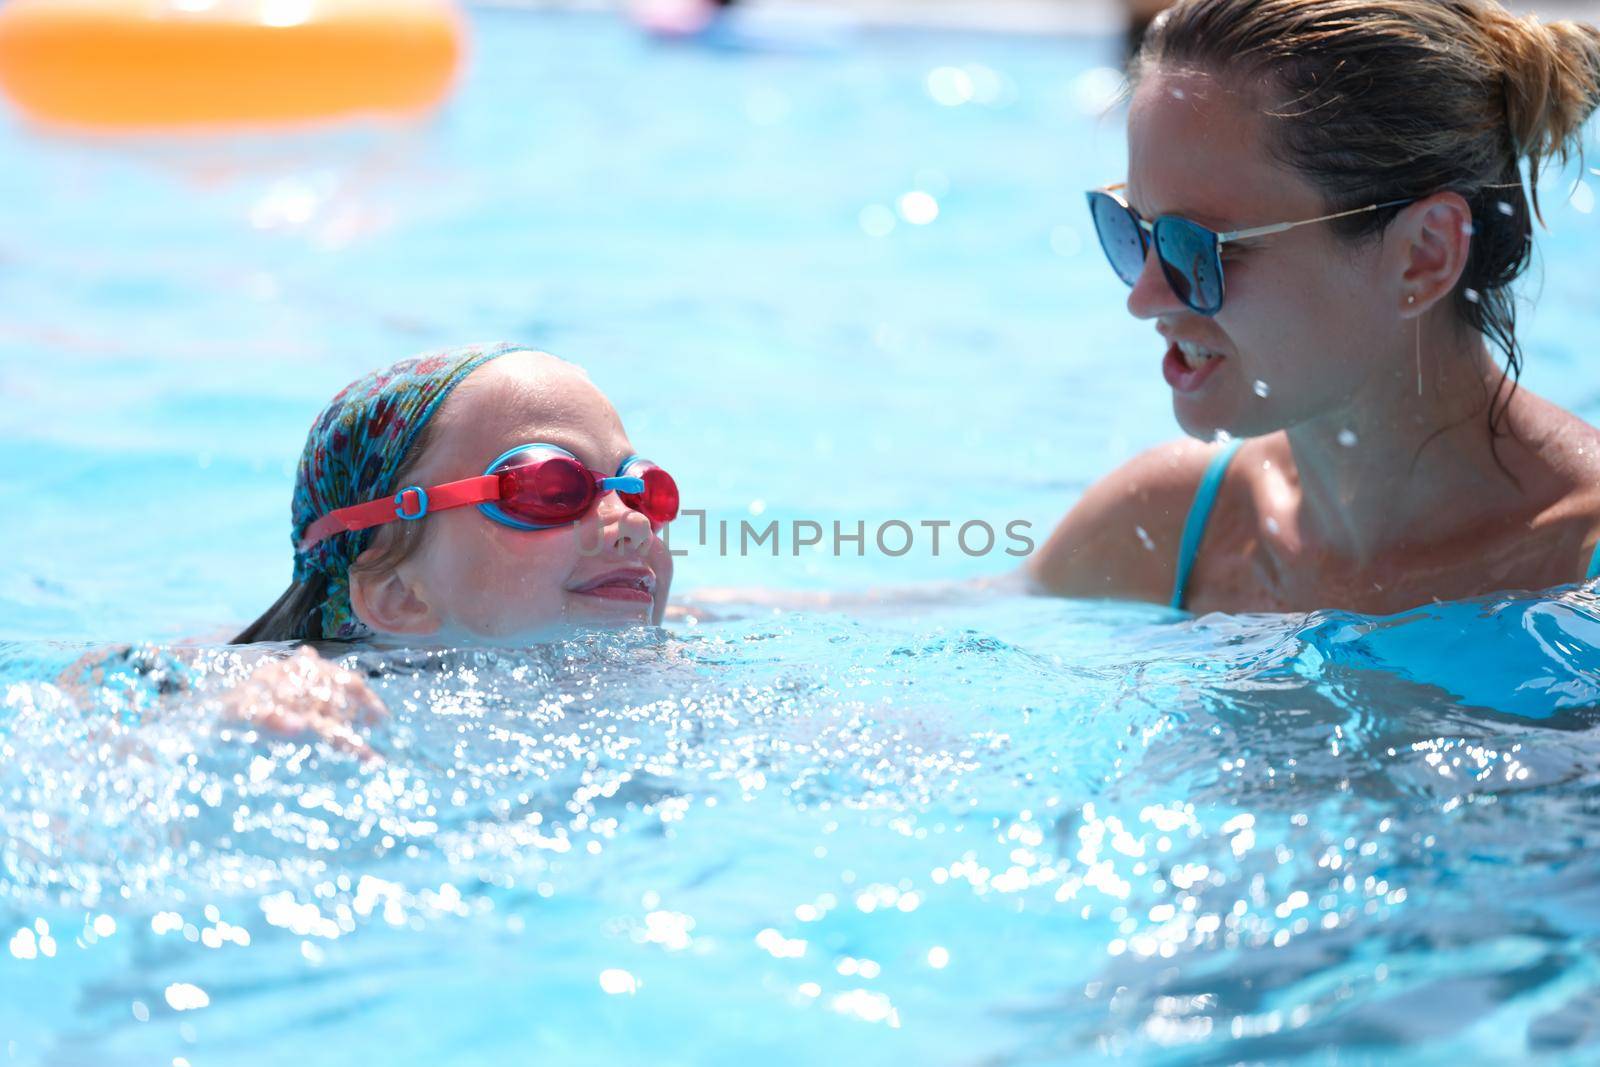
[1124,66,1405,440]
[357,352,675,642]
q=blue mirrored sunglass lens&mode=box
[1154,218,1223,313]
[1087,193,1145,287]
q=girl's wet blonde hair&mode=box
[1137,0,1600,450]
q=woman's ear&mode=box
[348,557,440,636]
[1395,191,1474,316]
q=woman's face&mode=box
[1124,66,1404,440]
[360,352,675,642]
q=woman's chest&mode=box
[1186,505,1599,616]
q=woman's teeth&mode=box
[1177,340,1222,370]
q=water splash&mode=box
[2,593,1598,1064]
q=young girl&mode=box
[204,342,678,756]
[238,341,678,644]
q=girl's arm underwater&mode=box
[60,644,388,762]
[218,646,386,761]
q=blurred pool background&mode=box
[3,5,1600,1065]
[3,4,1599,641]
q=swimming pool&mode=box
[4,6,1600,1064]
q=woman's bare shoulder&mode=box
[1025,437,1227,602]
[1521,398,1600,575]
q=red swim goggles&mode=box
[299,444,679,552]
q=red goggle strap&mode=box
[298,474,501,553]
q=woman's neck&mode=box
[1281,320,1529,566]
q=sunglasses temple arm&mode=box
[1216,221,1294,243]
[1220,199,1418,243]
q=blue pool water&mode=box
[4,7,1600,1064]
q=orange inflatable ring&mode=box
[0,0,464,129]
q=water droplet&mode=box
[1170,87,1187,100]
[1135,525,1156,551]
[1463,288,1480,304]
[1338,429,1358,448]
[1213,429,1233,445]
[1265,516,1280,535]
[1496,200,1515,217]
[1252,379,1271,398]
[1570,179,1594,215]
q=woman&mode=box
[1028,0,1600,615]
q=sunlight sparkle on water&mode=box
[599,968,639,995]
[164,983,211,1012]
[927,67,975,107]
[897,192,940,226]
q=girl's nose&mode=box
[596,491,652,553]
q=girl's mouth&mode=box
[1163,339,1227,393]
[570,568,657,604]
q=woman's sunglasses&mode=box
[1085,183,1416,316]
[300,443,679,552]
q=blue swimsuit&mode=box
[1170,440,1600,611]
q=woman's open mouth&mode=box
[1162,339,1227,393]
[570,567,657,604]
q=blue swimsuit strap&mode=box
[1171,439,1244,611]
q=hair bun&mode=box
[1480,7,1600,165]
